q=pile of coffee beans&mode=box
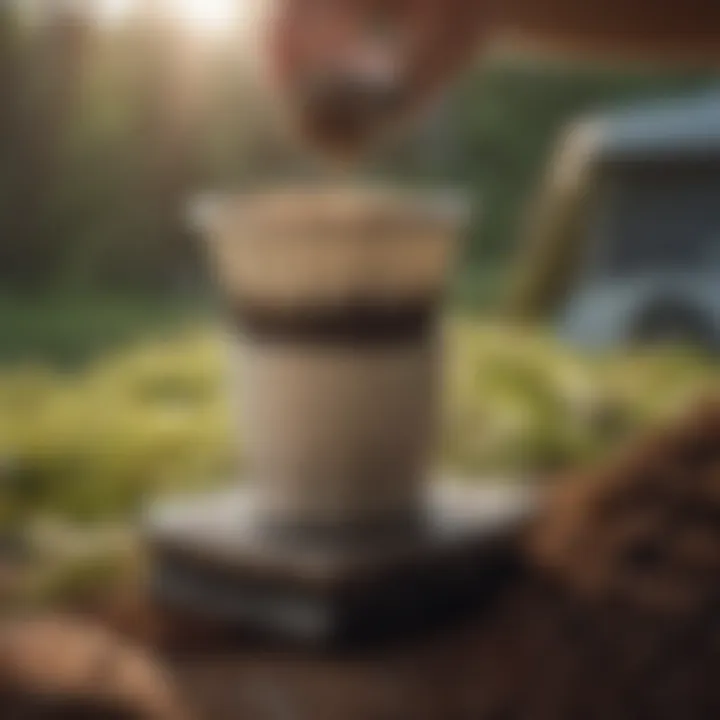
[473,397,720,719]
[529,399,720,615]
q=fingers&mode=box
[399,0,487,114]
[267,0,488,156]
[0,616,188,719]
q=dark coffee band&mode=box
[228,300,436,345]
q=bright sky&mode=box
[97,0,252,35]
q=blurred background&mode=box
[0,0,719,604]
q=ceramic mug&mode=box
[193,186,469,534]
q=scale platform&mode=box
[146,483,536,649]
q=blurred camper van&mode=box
[511,90,720,353]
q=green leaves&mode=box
[0,331,235,524]
[443,321,719,477]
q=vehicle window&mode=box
[591,169,720,277]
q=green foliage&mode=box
[444,322,718,475]
[0,323,717,526]
[0,293,210,365]
[23,529,139,609]
[0,331,236,524]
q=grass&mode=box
[0,329,235,524]
[0,293,212,367]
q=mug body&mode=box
[196,187,467,531]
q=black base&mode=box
[146,484,535,649]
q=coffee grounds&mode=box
[528,398,720,616]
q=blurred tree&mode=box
[0,3,91,289]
